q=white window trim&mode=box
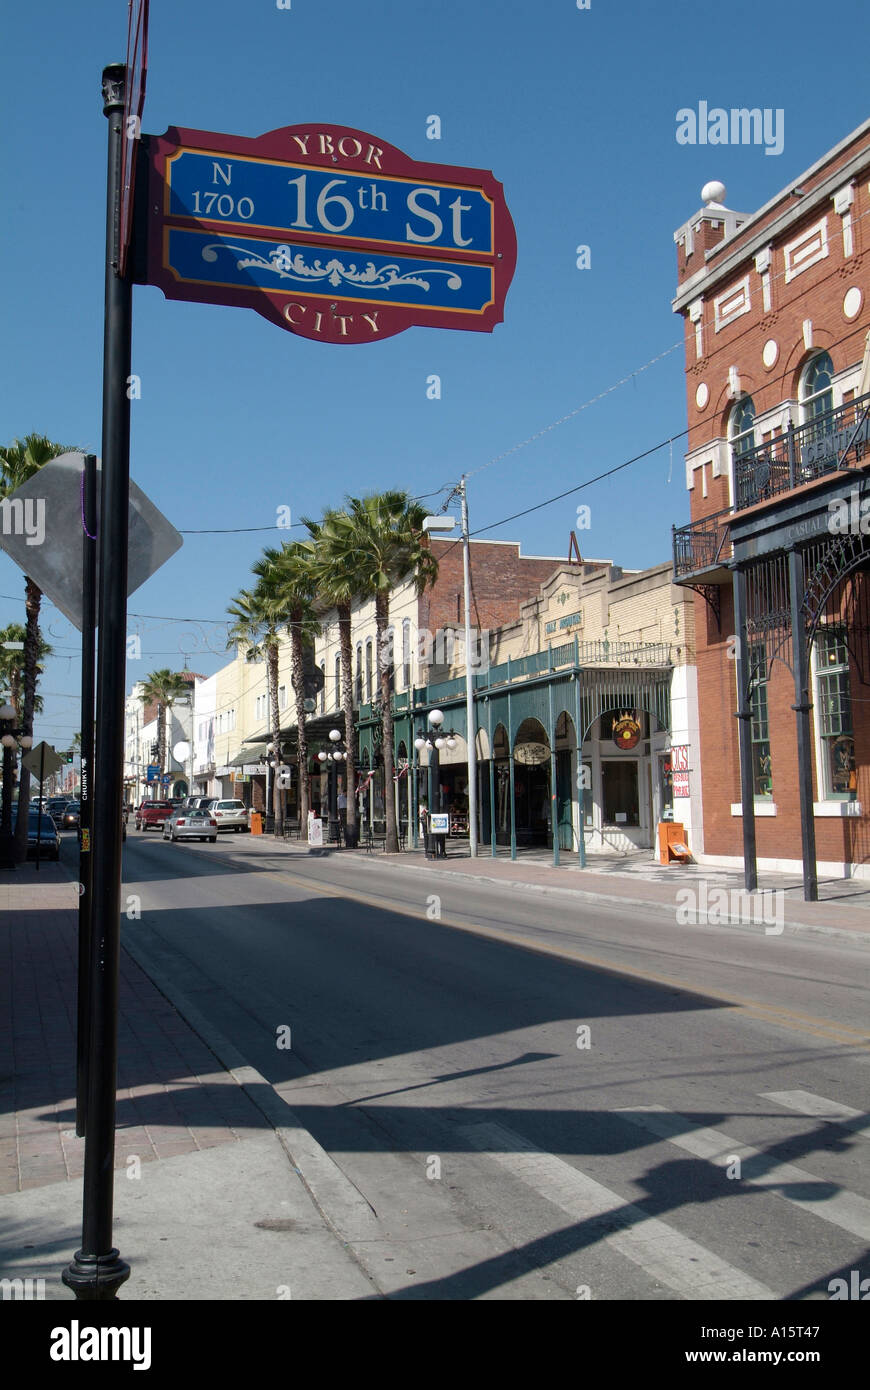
[783,216,829,283]
[731,802,778,816]
[714,275,751,333]
[810,632,854,803]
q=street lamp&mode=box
[317,728,345,843]
[264,741,282,835]
[0,703,33,872]
[423,481,479,856]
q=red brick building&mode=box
[421,538,572,637]
[672,120,870,891]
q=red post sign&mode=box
[141,124,517,344]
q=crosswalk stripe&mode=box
[616,1105,870,1242]
[761,1090,870,1140]
[458,1120,774,1301]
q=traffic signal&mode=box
[66,751,74,764]
[150,742,159,759]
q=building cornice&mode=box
[673,128,870,314]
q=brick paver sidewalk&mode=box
[0,861,263,1195]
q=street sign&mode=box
[0,453,182,631]
[142,124,516,344]
[146,764,159,782]
[22,742,63,779]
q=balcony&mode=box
[735,391,870,510]
[673,393,870,582]
[672,506,733,582]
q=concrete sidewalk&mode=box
[0,860,378,1300]
[214,827,870,942]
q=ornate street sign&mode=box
[141,123,516,343]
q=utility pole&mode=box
[459,477,479,857]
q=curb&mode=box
[120,931,385,1289]
[128,830,870,946]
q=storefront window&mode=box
[602,760,639,826]
[748,639,772,797]
[814,626,855,799]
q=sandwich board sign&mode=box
[140,123,516,344]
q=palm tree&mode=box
[0,622,51,719]
[255,544,320,827]
[332,493,438,853]
[138,670,190,798]
[227,583,286,832]
[299,510,361,839]
[0,434,77,835]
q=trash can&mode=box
[344,824,359,849]
[658,821,690,864]
[250,812,263,835]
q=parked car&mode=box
[61,802,81,830]
[162,807,218,843]
[135,801,173,832]
[46,798,70,826]
[27,811,61,861]
[208,798,250,832]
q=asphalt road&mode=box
[97,827,870,1300]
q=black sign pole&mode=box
[76,453,97,1138]
[63,64,132,1301]
[35,743,45,871]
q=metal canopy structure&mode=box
[356,639,674,869]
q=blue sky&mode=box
[1,0,867,746]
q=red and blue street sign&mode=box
[142,124,516,344]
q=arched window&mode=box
[365,640,373,703]
[355,644,362,706]
[334,655,341,710]
[800,351,834,425]
[729,395,756,460]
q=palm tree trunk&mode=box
[269,640,284,835]
[338,603,356,833]
[376,592,398,853]
[290,615,309,822]
[13,577,42,849]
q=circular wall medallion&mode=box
[762,339,778,368]
[695,382,709,410]
[843,286,863,320]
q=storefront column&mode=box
[508,691,517,860]
[487,700,497,858]
[548,682,559,867]
[575,675,586,867]
[788,548,818,902]
[733,566,758,892]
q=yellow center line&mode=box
[261,865,870,1050]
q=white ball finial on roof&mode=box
[702,180,727,207]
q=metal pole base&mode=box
[62,1247,131,1300]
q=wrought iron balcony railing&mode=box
[673,393,870,580]
[672,507,732,580]
[735,390,870,510]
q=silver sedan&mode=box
[162,808,218,843]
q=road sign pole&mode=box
[63,64,132,1302]
[76,453,98,1138]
